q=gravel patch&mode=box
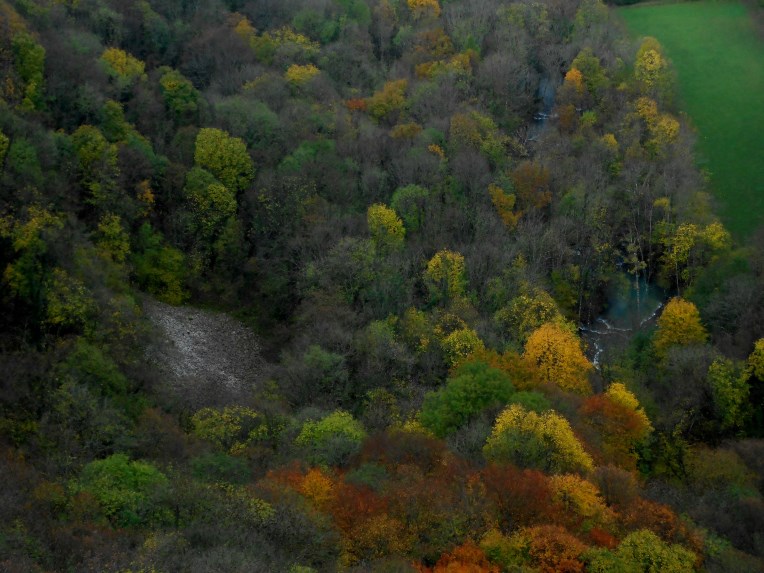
[143,298,267,407]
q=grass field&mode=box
[620,1,764,237]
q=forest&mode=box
[1,0,763,571]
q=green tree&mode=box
[0,130,8,170]
[132,223,188,305]
[71,125,120,209]
[586,529,695,573]
[295,410,367,466]
[159,67,199,121]
[76,454,169,528]
[420,361,515,437]
[194,128,254,193]
[390,184,429,231]
[12,31,45,110]
[184,167,237,238]
[707,357,749,432]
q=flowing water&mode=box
[580,273,666,367]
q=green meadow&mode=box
[620,1,764,237]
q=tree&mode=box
[420,361,515,437]
[100,48,146,90]
[524,323,593,394]
[194,128,254,192]
[424,250,467,305]
[488,184,521,230]
[184,167,237,238]
[440,327,485,366]
[653,297,707,359]
[132,223,188,305]
[408,0,441,20]
[635,38,671,98]
[366,79,408,122]
[159,68,199,122]
[75,454,169,528]
[586,529,695,573]
[427,541,499,572]
[580,383,652,470]
[71,125,120,209]
[495,287,566,344]
[191,406,269,455]
[11,32,45,111]
[549,474,612,528]
[295,410,367,466]
[391,184,429,231]
[367,203,405,253]
[285,63,320,85]
[511,161,552,211]
[483,404,594,474]
[707,357,750,432]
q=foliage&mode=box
[132,223,188,305]
[296,410,367,465]
[285,64,320,85]
[424,250,467,305]
[184,166,237,237]
[71,124,120,209]
[367,79,408,122]
[440,327,485,366]
[653,297,708,359]
[194,128,254,193]
[488,183,520,230]
[586,529,696,573]
[707,357,749,431]
[367,203,405,253]
[420,361,515,437]
[524,323,593,394]
[75,454,169,528]
[191,406,270,455]
[391,184,429,231]
[495,287,566,344]
[11,31,45,110]
[100,48,146,88]
[484,404,595,474]
[159,68,199,120]
[580,383,652,469]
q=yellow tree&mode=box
[366,79,408,122]
[653,297,707,359]
[285,63,320,85]
[100,48,146,90]
[407,0,441,20]
[524,323,593,394]
[424,249,467,305]
[367,203,405,253]
[748,339,764,380]
[483,404,594,474]
[635,37,670,98]
[488,184,521,230]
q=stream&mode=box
[579,273,666,368]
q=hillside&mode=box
[1,0,763,571]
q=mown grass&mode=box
[620,1,764,238]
